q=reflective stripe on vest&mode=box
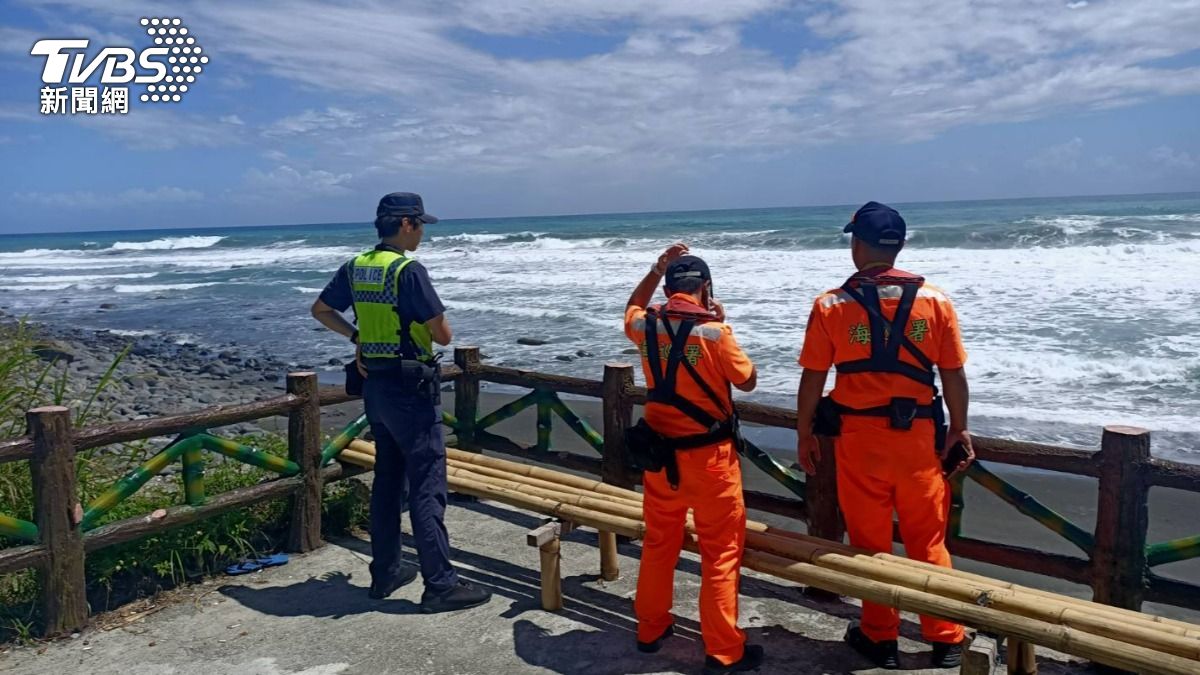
[349,249,434,361]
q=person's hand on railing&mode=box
[797,429,820,475]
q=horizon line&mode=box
[2,189,1197,237]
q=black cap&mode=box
[843,201,905,247]
[376,192,438,224]
[664,255,712,290]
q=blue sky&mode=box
[0,0,1198,233]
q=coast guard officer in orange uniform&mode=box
[796,202,974,669]
[624,244,763,675]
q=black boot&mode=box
[368,564,418,599]
[420,580,492,614]
[845,626,899,670]
[930,638,965,668]
[636,623,674,653]
[702,644,764,674]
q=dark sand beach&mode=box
[10,317,1199,624]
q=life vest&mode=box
[349,247,434,363]
[642,300,738,449]
[821,270,946,440]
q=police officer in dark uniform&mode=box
[311,192,491,613]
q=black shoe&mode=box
[702,644,764,674]
[930,639,964,668]
[420,580,492,614]
[845,626,899,670]
[636,623,674,653]
[368,564,418,599]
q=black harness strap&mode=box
[644,308,736,448]
[835,279,936,388]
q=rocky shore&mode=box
[1,311,356,440]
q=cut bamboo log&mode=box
[339,445,1200,669]
[351,444,1200,646]
[527,521,563,611]
[1007,638,1037,675]
[599,530,619,581]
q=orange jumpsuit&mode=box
[625,295,756,666]
[799,268,966,645]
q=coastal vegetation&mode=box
[0,319,368,643]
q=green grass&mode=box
[0,321,369,643]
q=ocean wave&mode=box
[5,272,158,284]
[109,236,225,251]
[113,282,220,293]
[446,299,619,329]
[432,232,546,246]
[292,286,325,293]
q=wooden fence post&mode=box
[601,362,636,490]
[286,372,324,553]
[807,436,845,542]
[28,406,88,636]
[803,435,844,599]
[454,347,482,451]
[1090,425,1151,610]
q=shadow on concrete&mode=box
[219,499,1044,673]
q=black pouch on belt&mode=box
[888,397,919,430]
[623,419,665,473]
[813,396,843,436]
[344,361,364,397]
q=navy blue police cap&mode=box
[376,192,438,224]
[844,201,905,247]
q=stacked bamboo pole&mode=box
[339,442,1200,674]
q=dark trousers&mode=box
[363,372,458,594]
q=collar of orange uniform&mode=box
[656,293,719,321]
[847,265,924,287]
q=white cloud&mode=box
[74,109,240,150]
[263,107,363,137]
[13,186,204,208]
[1148,145,1197,170]
[220,114,245,125]
[1026,138,1085,172]
[239,165,354,199]
[12,0,1200,177]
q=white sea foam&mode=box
[5,272,158,284]
[113,282,220,293]
[292,286,325,293]
[446,299,619,329]
[109,236,225,251]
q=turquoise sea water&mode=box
[2,192,1198,460]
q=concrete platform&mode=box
[0,496,1086,674]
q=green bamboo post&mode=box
[454,346,482,451]
[82,436,198,529]
[287,372,324,553]
[0,513,39,542]
[198,435,299,475]
[1091,425,1151,610]
[181,435,205,506]
[548,396,605,454]
[321,414,370,465]
[28,406,87,636]
[948,472,965,539]
[536,392,553,453]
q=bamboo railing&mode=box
[3,346,1200,639]
[441,346,1200,615]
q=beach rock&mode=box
[328,357,344,366]
[200,363,229,377]
[621,348,640,355]
[218,350,239,362]
[575,350,594,358]
[555,354,576,362]
[243,358,261,369]
[99,303,117,310]
[517,337,547,346]
[32,344,75,364]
